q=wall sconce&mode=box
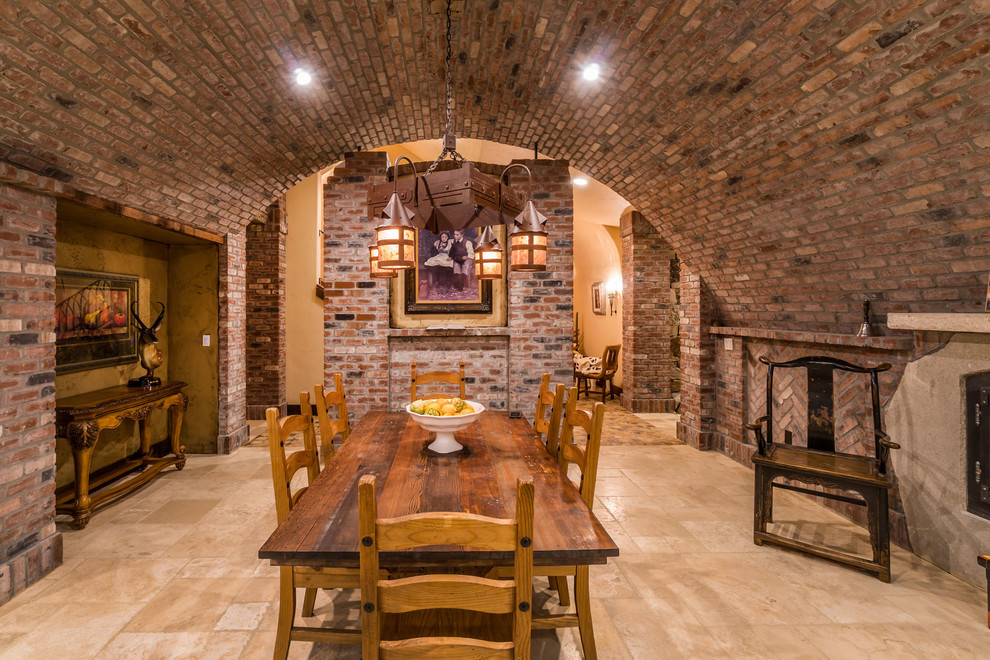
[605,275,622,316]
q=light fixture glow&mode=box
[572,176,588,187]
[582,63,600,81]
[293,68,313,85]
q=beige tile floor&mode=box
[0,415,987,659]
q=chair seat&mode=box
[753,443,891,488]
[577,368,603,377]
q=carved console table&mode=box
[55,381,188,529]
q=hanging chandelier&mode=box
[368,0,548,277]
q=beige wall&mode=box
[167,245,219,453]
[55,221,171,486]
[573,218,624,387]
[285,168,329,405]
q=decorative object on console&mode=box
[128,301,165,388]
[55,269,138,373]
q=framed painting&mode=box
[404,226,494,314]
[55,269,139,373]
[592,281,605,315]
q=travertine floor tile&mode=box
[0,414,986,659]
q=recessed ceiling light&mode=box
[293,68,313,86]
[573,177,588,186]
[582,63,600,81]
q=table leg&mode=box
[169,393,188,470]
[138,416,151,461]
[575,564,597,660]
[66,421,99,529]
[274,566,295,660]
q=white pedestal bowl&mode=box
[406,401,486,453]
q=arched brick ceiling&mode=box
[1,1,988,329]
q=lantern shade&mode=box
[474,225,503,280]
[375,226,415,270]
[509,231,548,271]
[475,244,503,279]
[375,190,417,271]
[368,246,397,278]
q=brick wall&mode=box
[323,152,391,418]
[0,176,62,605]
[245,200,287,419]
[500,160,574,410]
[217,229,248,453]
[0,2,986,335]
[676,264,717,450]
[620,208,675,413]
[389,333,510,411]
[323,154,573,423]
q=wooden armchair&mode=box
[746,356,900,582]
[533,373,566,458]
[266,394,361,658]
[359,474,534,659]
[410,360,466,400]
[314,373,350,466]
[576,344,620,402]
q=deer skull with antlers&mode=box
[128,301,165,388]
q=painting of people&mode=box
[403,227,495,314]
[416,227,480,303]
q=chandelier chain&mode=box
[426,0,465,175]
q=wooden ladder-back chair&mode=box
[576,344,620,402]
[410,360,467,401]
[266,393,361,658]
[533,373,566,458]
[746,355,900,582]
[359,474,534,659]
[314,372,350,466]
[491,387,604,658]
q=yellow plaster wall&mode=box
[167,245,219,453]
[55,221,170,486]
[285,169,328,406]
[573,218,623,387]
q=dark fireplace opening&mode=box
[965,373,990,520]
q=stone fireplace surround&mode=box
[886,313,990,589]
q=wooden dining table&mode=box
[259,409,619,657]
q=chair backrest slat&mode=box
[411,360,467,400]
[601,344,621,375]
[315,373,351,465]
[533,373,566,457]
[377,513,518,552]
[558,386,605,509]
[379,574,515,614]
[266,391,320,525]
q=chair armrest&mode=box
[877,431,900,450]
[746,415,769,455]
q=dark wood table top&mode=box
[55,381,187,420]
[259,411,619,568]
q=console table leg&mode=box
[138,416,151,461]
[169,393,188,470]
[67,421,98,529]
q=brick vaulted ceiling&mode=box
[1,1,988,329]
